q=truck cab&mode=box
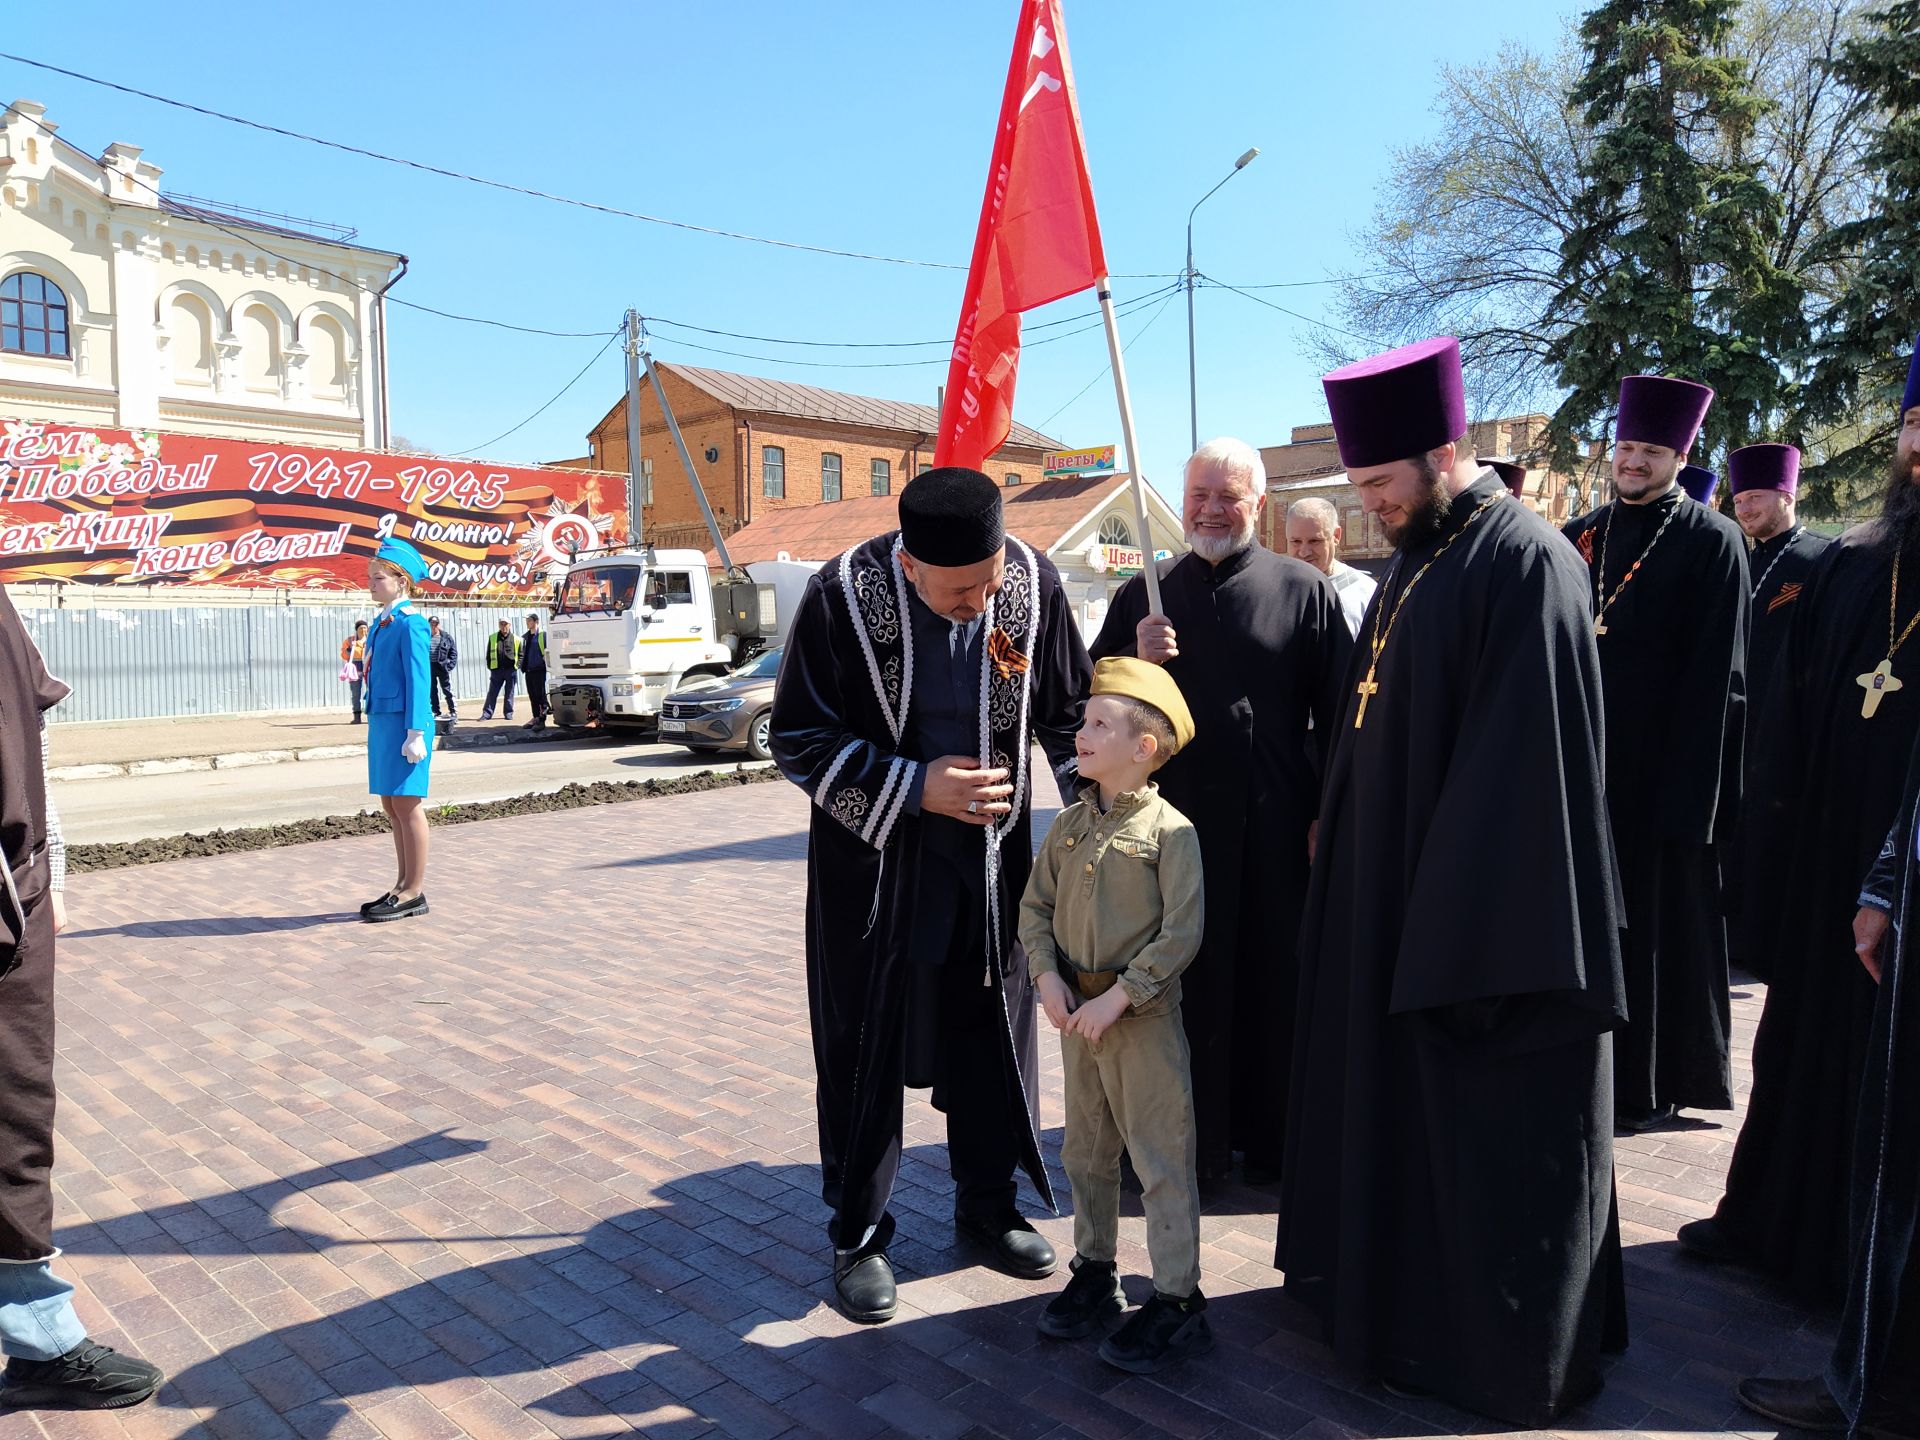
[547,549,735,730]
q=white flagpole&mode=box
[1095,275,1164,617]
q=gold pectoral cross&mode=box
[1354,671,1381,729]
[1858,658,1904,718]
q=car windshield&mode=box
[557,566,640,615]
[735,646,783,680]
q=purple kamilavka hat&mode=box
[1678,464,1719,504]
[1728,444,1800,496]
[1322,337,1468,470]
[1617,375,1714,454]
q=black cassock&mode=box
[1280,473,1628,1426]
[1090,544,1350,1177]
[1564,488,1750,1114]
[770,532,1087,1245]
[0,588,70,1264]
[1838,758,1920,1427]
[1726,524,1829,973]
[1716,526,1915,1300]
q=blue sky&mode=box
[8,1,1581,497]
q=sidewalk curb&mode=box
[51,723,587,784]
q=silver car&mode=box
[657,646,781,760]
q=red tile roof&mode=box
[706,474,1131,567]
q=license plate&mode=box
[658,719,687,733]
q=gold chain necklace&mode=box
[1353,493,1502,729]
[1857,549,1920,718]
[1591,494,1682,636]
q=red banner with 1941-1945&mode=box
[0,418,629,594]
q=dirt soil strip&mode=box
[68,768,785,873]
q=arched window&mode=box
[165,293,215,385]
[1096,514,1135,547]
[1,273,71,358]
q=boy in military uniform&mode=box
[1020,656,1207,1373]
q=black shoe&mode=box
[832,1221,897,1324]
[1037,1257,1125,1339]
[350,717,363,725]
[1381,1376,1434,1401]
[1098,1291,1213,1374]
[956,1209,1057,1279]
[1737,1377,1848,1433]
[359,892,395,918]
[1677,1216,1747,1265]
[364,893,429,923]
[2,1340,163,1410]
[1616,1103,1678,1134]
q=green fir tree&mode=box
[1799,0,1920,497]
[1546,0,1805,482]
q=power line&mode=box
[1037,291,1181,430]
[1198,274,1377,346]
[641,282,1183,351]
[456,326,623,456]
[6,103,611,339]
[644,288,1176,371]
[0,52,1178,279]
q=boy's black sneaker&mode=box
[2,1341,163,1410]
[1037,1257,1125,1339]
[1098,1290,1213,1373]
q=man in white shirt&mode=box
[1286,497,1375,637]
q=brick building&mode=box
[577,364,1057,550]
[1259,413,1588,564]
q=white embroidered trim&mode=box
[815,738,863,814]
[872,758,917,851]
[862,754,907,846]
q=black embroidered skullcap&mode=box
[898,467,1006,566]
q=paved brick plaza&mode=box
[4,782,1830,1439]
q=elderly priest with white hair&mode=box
[1090,438,1351,1186]
[1285,496,1376,638]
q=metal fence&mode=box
[20,602,547,725]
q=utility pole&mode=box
[623,308,645,545]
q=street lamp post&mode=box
[1186,146,1261,452]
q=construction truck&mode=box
[546,549,816,732]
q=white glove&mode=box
[402,729,427,763]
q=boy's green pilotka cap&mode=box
[1090,656,1195,756]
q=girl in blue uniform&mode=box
[361,539,435,922]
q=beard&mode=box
[1187,515,1256,564]
[1384,457,1454,549]
[1613,456,1679,503]
[1876,448,1920,550]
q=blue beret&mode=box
[376,538,429,583]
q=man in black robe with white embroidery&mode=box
[770,467,1089,1323]
[1278,337,1627,1426]
[1563,375,1750,1130]
[1680,345,1920,1302]
[1091,436,1350,1184]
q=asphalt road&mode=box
[55,732,772,844]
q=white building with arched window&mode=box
[0,99,404,448]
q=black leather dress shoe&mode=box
[1676,1216,1747,1264]
[364,893,429,923]
[955,1210,1057,1278]
[832,1232,897,1324]
[1737,1376,1848,1432]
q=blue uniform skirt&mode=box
[367,712,433,797]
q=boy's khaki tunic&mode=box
[1021,783,1204,1294]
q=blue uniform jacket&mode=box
[365,603,433,733]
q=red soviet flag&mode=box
[933,0,1108,470]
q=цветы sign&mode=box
[0,420,627,593]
